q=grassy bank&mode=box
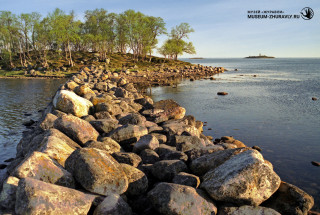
[0,52,191,79]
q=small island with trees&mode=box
[245,53,275,59]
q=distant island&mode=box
[189,57,204,59]
[245,54,275,59]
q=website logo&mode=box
[300,7,314,20]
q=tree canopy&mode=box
[0,8,194,69]
[158,23,196,60]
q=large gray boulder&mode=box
[151,160,188,181]
[190,147,250,176]
[118,113,147,126]
[46,128,81,149]
[90,118,119,134]
[38,135,76,167]
[65,148,128,195]
[148,182,217,215]
[172,172,200,188]
[262,181,314,215]
[133,134,159,153]
[218,205,281,215]
[153,99,186,120]
[15,177,95,215]
[93,193,132,215]
[175,135,206,152]
[39,113,57,130]
[112,152,142,167]
[13,151,75,188]
[185,145,224,161]
[85,139,121,154]
[162,121,200,139]
[54,114,99,145]
[53,90,93,117]
[16,128,81,158]
[121,164,148,196]
[109,124,148,144]
[201,149,281,206]
[0,176,19,210]
[140,149,160,164]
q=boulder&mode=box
[94,111,113,119]
[118,113,147,126]
[133,134,159,153]
[85,138,121,154]
[112,152,142,167]
[148,182,217,215]
[90,118,119,134]
[94,193,132,215]
[172,172,200,188]
[39,113,57,130]
[0,176,19,210]
[151,160,188,181]
[74,84,95,96]
[15,177,95,215]
[201,149,281,206]
[64,80,79,91]
[190,147,250,176]
[13,151,75,188]
[65,148,128,195]
[82,114,96,122]
[46,128,81,149]
[185,145,224,161]
[159,149,188,162]
[121,164,148,196]
[95,102,122,116]
[17,128,80,159]
[218,205,281,215]
[91,95,113,105]
[162,121,200,139]
[175,135,206,152]
[54,114,99,145]
[151,133,167,144]
[153,99,186,120]
[262,181,314,215]
[109,124,148,144]
[53,90,93,117]
[38,135,76,167]
[140,149,160,164]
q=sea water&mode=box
[151,58,320,210]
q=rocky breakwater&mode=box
[0,66,315,215]
[123,64,225,88]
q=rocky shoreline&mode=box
[0,65,315,215]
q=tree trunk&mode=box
[67,40,74,67]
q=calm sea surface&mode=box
[0,78,66,180]
[0,58,319,210]
[151,58,320,210]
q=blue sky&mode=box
[1,0,319,57]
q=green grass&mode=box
[0,69,75,78]
[0,51,192,78]
[0,70,25,77]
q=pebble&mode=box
[312,97,317,101]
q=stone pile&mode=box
[0,66,314,215]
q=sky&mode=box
[1,0,320,58]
